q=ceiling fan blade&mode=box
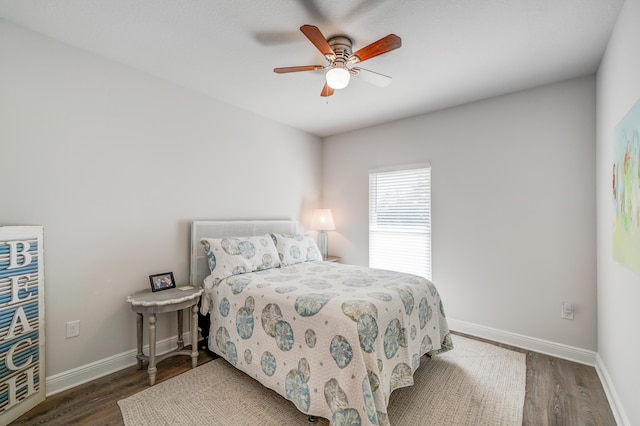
[274,65,324,73]
[300,25,335,58]
[352,67,392,87]
[321,82,334,97]
[351,34,402,63]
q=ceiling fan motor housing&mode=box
[327,35,353,67]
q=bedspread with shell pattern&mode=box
[202,261,452,426]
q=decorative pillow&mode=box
[270,233,322,266]
[200,234,280,285]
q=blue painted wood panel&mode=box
[0,226,45,424]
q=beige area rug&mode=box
[118,335,526,425]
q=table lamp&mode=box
[311,209,335,261]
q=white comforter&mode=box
[201,261,452,426]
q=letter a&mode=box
[4,306,33,340]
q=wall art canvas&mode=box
[613,98,640,275]
[0,226,46,424]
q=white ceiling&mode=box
[0,0,624,137]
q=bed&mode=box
[190,220,452,426]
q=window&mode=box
[369,165,431,280]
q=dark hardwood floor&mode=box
[455,332,617,426]
[11,333,616,425]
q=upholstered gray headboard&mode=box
[190,220,298,287]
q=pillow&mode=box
[200,234,280,285]
[270,233,322,266]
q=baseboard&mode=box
[447,318,598,366]
[48,321,597,394]
[46,332,191,396]
[595,353,631,426]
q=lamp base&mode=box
[317,230,328,261]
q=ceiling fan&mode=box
[273,25,402,97]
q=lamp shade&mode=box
[311,209,335,231]
[326,68,350,89]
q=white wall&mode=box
[0,20,321,378]
[323,76,597,351]
[596,1,640,425]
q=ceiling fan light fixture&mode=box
[326,67,350,89]
[273,25,401,97]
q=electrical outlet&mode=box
[66,320,80,338]
[561,303,574,320]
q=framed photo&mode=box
[149,272,176,292]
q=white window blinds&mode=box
[369,165,432,280]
